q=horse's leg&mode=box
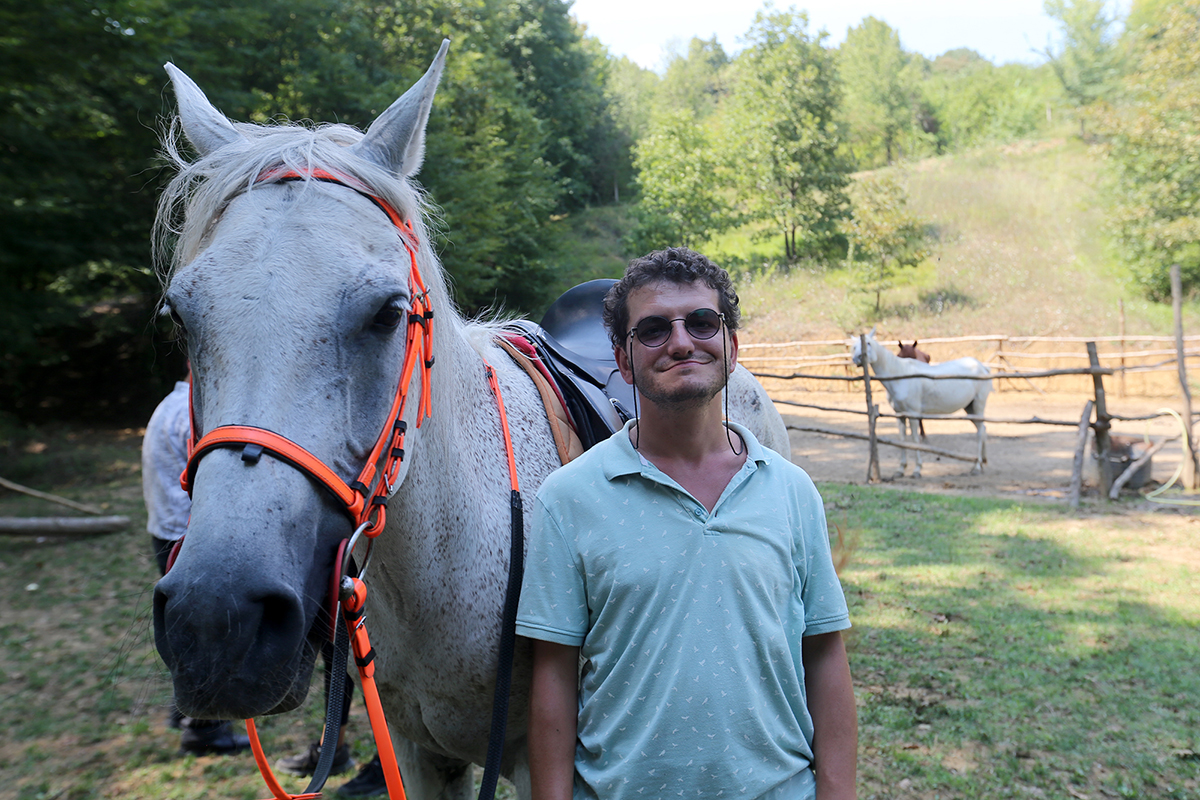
[505,738,532,800]
[894,417,908,478]
[392,738,475,800]
[971,418,987,475]
[967,396,987,474]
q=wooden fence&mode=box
[740,334,1200,397]
[752,336,1196,507]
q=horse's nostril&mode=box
[257,592,303,644]
[235,587,309,671]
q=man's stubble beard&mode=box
[634,355,728,412]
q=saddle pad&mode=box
[495,336,585,465]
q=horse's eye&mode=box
[161,303,186,331]
[372,303,404,330]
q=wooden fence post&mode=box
[1068,400,1094,509]
[861,334,881,483]
[1087,341,1113,500]
[1170,263,1199,490]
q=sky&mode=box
[569,0,1093,71]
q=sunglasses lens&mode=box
[684,309,721,340]
[635,317,672,347]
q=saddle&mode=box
[504,279,635,454]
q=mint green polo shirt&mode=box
[516,421,850,800]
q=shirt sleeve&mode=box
[793,474,850,637]
[142,385,192,541]
[516,492,589,646]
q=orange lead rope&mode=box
[339,575,407,800]
[476,358,523,800]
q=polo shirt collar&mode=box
[600,419,772,482]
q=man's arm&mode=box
[802,630,857,800]
[528,638,579,800]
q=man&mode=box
[516,248,857,800]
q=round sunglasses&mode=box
[628,308,725,348]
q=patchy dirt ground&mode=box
[766,385,1191,503]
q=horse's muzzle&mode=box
[153,568,315,719]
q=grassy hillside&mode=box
[551,138,1200,346]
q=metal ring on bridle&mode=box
[343,521,375,582]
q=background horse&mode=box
[852,329,990,477]
[151,43,789,799]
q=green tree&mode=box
[840,172,931,311]
[1042,0,1125,136]
[659,36,730,120]
[1095,0,1200,298]
[839,16,912,165]
[0,0,633,420]
[627,109,735,252]
[725,6,851,263]
[917,52,1057,151]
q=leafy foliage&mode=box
[1094,0,1200,299]
[840,172,932,311]
[1041,0,1125,135]
[626,109,735,253]
[916,56,1059,153]
[0,0,622,420]
[725,7,851,263]
[839,17,915,166]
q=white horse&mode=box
[851,328,991,477]
[151,43,790,799]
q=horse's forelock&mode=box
[153,116,435,293]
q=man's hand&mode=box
[529,638,580,800]
[803,630,857,800]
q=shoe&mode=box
[179,720,251,756]
[337,753,387,798]
[274,740,355,777]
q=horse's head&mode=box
[897,340,931,363]
[850,326,878,368]
[152,42,449,719]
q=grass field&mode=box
[2,426,1198,799]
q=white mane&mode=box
[148,116,512,353]
[154,118,436,286]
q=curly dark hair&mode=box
[602,247,740,351]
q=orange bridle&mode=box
[176,167,435,800]
[181,167,434,540]
[173,167,524,800]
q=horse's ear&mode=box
[352,39,450,177]
[868,326,877,338]
[164,63,244,157]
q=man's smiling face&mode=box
[616,279,738,411]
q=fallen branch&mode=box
[0,476,106,516]
[0,515,131,536]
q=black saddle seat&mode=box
[539,279,621,364]
[505,280,635,451]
